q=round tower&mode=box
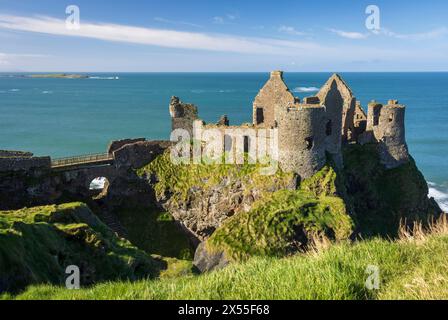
[276,104,326,178]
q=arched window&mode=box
[89,177,110,199]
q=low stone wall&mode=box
[107,138,146,154]
[0,156,51,172]
[0,150,33,158]
[113,140,172,169]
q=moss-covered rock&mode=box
[0,203,166,293]
[198,165,354,268]
[138,151,296,240]
[342,144,441,237]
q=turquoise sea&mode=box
[1,72,447,210]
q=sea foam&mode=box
[293,87,319,93]
[428,182,448,212]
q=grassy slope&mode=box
[0,203,178,293]
[10,226,448,300]
[207,165,353,261]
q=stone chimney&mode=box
[270,70,284,79]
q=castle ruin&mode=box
[170,71,410,178]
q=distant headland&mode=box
[26,73,89,79]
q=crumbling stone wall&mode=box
[365,100,409,168]
[169,96,199,136]
[0,153,51,172]
[317,74,357,143]
[252,71,296,127]
[107,138,146,154]
[353,101,367,137]
[113,140,172,168]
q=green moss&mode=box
[342,144,440,237]
[113,205,195,260]
[137,151,294,203]
[206,165,354,261]
[0,203,165,294]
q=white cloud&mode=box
[213,13,238,24]
[278,25,306,36]
[329,28,368,39]
[380,27,448,40]
[212,16,225,24]
[0,14,323,55]
[154,17,202,28]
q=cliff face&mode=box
[139,144,441,271]
[137,152,297,241]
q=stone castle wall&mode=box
[0,154,51,172]
[276,104,327,178]
[169,96,199,137]
[252,71,296,127]
[366,100,409,168]
[169,70,409,176]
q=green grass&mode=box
[0,203,171,293]
[9,224,448,300]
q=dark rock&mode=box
[193,242,229,273]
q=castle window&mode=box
[244,136,250,153]
[224,134,232,152]
[305,137,313,150]
[326,120,332,136]
[389,114,394,122]
[373,114,379,126]
[256,108,264,124]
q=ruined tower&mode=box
[253,71,296,127]
[317,74,357,143]
[169,96,199,136]
[366,100,409,168]
[276,102,327,178]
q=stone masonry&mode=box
[170,71,410,178]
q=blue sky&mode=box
[0,0,447,72]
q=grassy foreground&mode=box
[8,217,448,300]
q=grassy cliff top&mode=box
[0,203,170,293]
[9,217,448,300]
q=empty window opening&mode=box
[224,134,233,153]
[256,107,264,124]
[373,114,380,126]
[326,120,332,136]
[90,177,108,190]
[244,136,250,153]
[305,137,313,150]
[389,114,394,122]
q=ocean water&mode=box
[1,72,447,209]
